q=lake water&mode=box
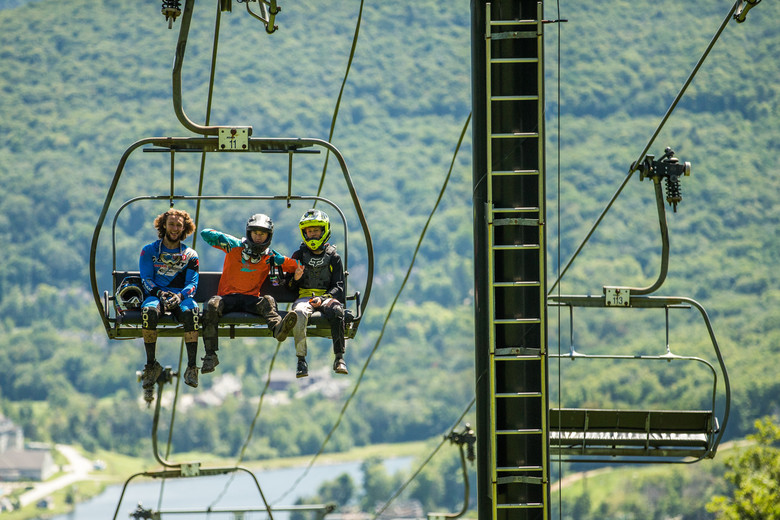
[53,457,412,520]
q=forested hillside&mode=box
[0,0,778,492]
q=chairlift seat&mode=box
[549,408,718,461]
[105,271,359,340]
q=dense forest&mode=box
[0,0,779,516]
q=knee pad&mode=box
[141,306,159,330]
[255,295,277,316]
[203,296,224,323]
[182,307,199,332]
[321,300,345,321]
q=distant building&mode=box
[0,415,55,482]
[0,415,23,454]
[0,449,56,481]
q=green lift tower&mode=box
[472,1,550,519]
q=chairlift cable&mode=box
[205,1,369,506]
[207,341,284,510]
[159,0,223,466]
[547,1,741,295]
[553,0,565,516]
[271,113,472,505]
[204,3,370,506]
[315,0,365,203]
[372,396,477,520]
[191,3,225,243]
[151,3,281,511]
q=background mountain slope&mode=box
[0,0,778,483]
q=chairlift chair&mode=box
[89,136,374,342]
[546,149,730,464]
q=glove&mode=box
[160,291,181,311]
[267,249,285,267]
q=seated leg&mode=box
[201,296,223,374]
[321,300,348,375]
[257,295,297,341]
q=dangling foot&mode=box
[274,312,298,342]
[141,361,163,389]
[201,352,220,374]
[183,365,199,388]
[296,357,309,378]
[333,357,349,375]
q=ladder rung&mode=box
[490,57,538,64]
[495,347,542,357]
[496,392,544,398]
[492,281,541,287]
[497,475,545,485]
[497,503,544,509]
[494,318,541,325]
[490,19,538,27]
[491,30,538,42]
[496,465,544,472]
[491,95,538,102]
[490,131,539,138]
[494,217,539,226]
[491,169,539,176]
[492,207,540,213]
[493,355,542,361]
[497,428,544,435]
[492,244,540,250]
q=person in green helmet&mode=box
[287,209,349,378]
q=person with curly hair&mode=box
[138,208,200,401]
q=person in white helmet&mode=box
[287,209,349,378]
[199,213,299,375]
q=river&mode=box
[52,457,413,520]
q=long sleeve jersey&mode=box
[201,228,298,297]
[139,239,199,299]
[289,243,345,303]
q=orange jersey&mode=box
[201,229,297,297]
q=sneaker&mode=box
[333,357,349,375]
[183,365,199,388]
[201,352,220,374]
[274,312,298,342]
[296,358,309,378]
[141,361,163,389]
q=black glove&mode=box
[266,249,285,266]
[160,291,181,311]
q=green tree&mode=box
[317,472,355,507]
[571,488,591,520]
[290,472,355,520]
[360,457,402,512]
[707,416,780,519]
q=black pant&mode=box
[202,294,280,350]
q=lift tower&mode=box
[471,1,549,519]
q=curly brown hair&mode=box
[154,209,195,240]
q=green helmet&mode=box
[299,209,331,251]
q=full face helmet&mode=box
[115,276,144,314]
[299,209,331,251]
[246,213,274,255]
